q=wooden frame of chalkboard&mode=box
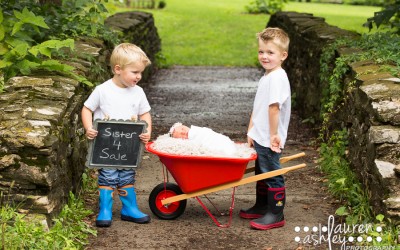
[86,119,147,169]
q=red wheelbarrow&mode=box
[145,142,306,227]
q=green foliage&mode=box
[40,0,118,43]
[318,32,400,246]
[155,51,168,68]
[362,215,399,246]
[319,39,353,139]
[0,5,74,81]
[347,32,400,76]
[47,192,96,249]
[319,129,372,223]
[0,0,118,85]
[364,0,400,34]
[80,169,98,201]
[0,191,96,249]
[353,213,398,246]
[319,32,399,138]
[245,0,286,14]
[334,210,399,246]
[158,0,167,8]
[0,74,4,93]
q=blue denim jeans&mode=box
[254,141,285,188]
[98,168,136,188]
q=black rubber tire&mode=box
[149,182,187,220]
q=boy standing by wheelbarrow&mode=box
[81,43,152,227]
[240,27,291,230]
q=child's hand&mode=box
[139,131,151,144]
[85,128,98,140]
[270,135,281,153]
[247,136,254,147]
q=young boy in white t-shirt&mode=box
[240,28,291,231]
[81,43,152,227]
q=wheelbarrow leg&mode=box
[195,187,237,228]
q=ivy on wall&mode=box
[317,32,400,245]
[319,32,400,139]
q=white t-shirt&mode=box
[248,68,291,148]
[188,126,236,156]
[84,79,151,120]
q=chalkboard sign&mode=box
[86,119,147,169]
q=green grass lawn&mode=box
[117,0,381,66]
[284,2,380,33]
[125,0,269,66]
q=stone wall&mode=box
[268,12,400,220]
[105,11,161,81]
[344,60,400,218]
[0,12,160,222]
[268,12,359,122]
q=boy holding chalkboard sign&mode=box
[81,43,152,227]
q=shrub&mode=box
[245,0,286,14]
[364,0,400,34]
[0,0,118,86]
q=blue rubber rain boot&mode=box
[118,185,151,224]
[96,186,114,227]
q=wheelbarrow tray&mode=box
[146,142,257,193]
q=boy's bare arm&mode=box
[81,106,98,139]
[247,112,254,147]
[269,103,281,153]
[139,112,152,143]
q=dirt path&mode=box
[87,66,337,249]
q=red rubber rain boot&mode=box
[250,187,285,230]
[239,181,269,219]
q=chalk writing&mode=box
[100,148,127,161]
[102,128,138,139]
[86,120,146,168]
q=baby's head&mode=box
[110,43,151,75]
[169,122,190,139]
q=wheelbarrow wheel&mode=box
[149,182,187,220]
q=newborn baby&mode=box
[169,122,237,156]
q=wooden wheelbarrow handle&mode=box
[244,152,306,174]
[161,163,306,205]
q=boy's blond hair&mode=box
[257,27,290,53]
[110,43,151,74]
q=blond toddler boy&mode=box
[81,43,152,227]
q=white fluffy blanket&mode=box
[152,134,256,158]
